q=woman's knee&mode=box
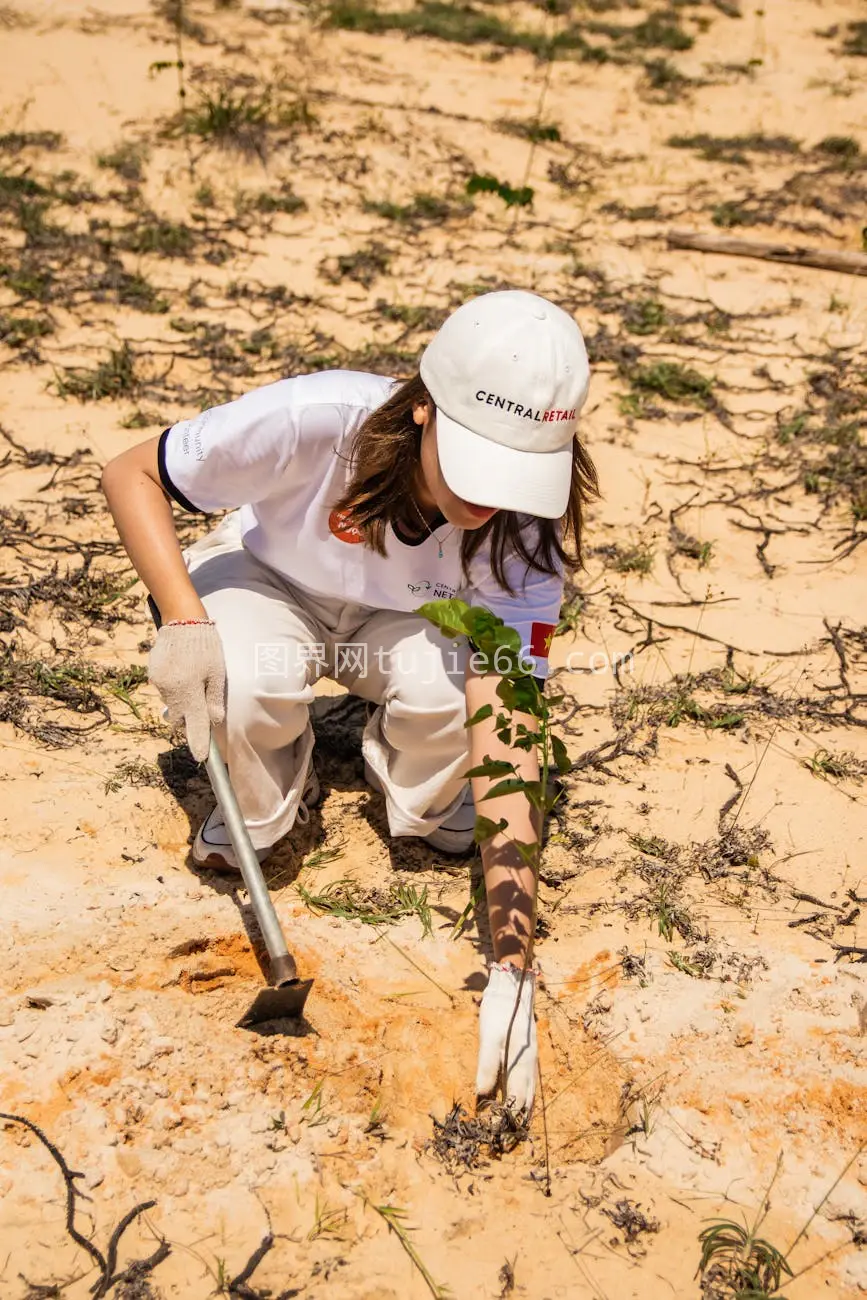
[225,662,312,744]
[385,639,467,740]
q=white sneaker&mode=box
[363,759,476,855]
[193,766,321,872]
[424,785,476,854]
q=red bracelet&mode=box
[492,961,539,978]
[164,618,214,627]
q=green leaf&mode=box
[497,676,542,715]
[416,598,471,639]
[474,814,507,843]
[465,758,515,779]
[511,839,539,866]
[550,733,572,774]
[464,608,523,671]
[515,723,542,745]
[464,702,493,728]
[495,726,512,745]
[481,777,545,804]
[522,781,547,811]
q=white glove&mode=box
[476,962,537,1114]
[148,620,226,761]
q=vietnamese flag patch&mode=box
[530,621,556,659]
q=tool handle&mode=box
[147,595,296,982]
[205,737,296,978]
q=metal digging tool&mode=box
[205,736,314,1027]
[148,597,313,1026]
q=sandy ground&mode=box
[1,1,866,1296]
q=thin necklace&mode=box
[410,497,456,560]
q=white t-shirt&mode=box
[159,369,562,676]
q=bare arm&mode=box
[465,666,539,966]
[101,437,207,623]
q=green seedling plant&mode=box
[418,598,572,1108]
[361,1197,453,1300]
[697,1145,866,1298]
[805,747,867,783]
[450,879,485,941]
[300,1079,330,1127]
[307,1194,347,1241]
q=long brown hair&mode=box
[333,373,599,592]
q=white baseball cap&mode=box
[419,289,590,519]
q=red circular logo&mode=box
[328,508,364,544]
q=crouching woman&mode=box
[101,289,596,1111]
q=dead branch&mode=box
[0,1113,169,1298]
[611,596,809,658]
[719,762,743,828]
[667,229,867,277]
[828,943,867,963]
[792,890,841,911]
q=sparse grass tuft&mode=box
[773,363,866,523]
[119,217,196,258]
[121,408,164,429]
[622,360,716,412]
[364,192,458,224]
[619,675,747,732]
[597,540,656,576]
[841,21,867,57]
[375,300,447,331]
[816,135,861,160]
[363,1197,453,1299]
[112,270,170,314]
[181,84,315,155]
[52,342,139,401]
[712,200,760,228]
[667,132,801,164]
[0,130,63,151]
[600,199,661,221]
[298,877,433,936]
[588,11,693,52]
[324,1,603,61]
[495,117,561,143]
[326,1,543,54]
[0,312,53,350]
[697,1158,792,1297]
[307,1194,348,1241]
[154,0,209,41]
[321,242,391,287]
[671,527,713,567]
[623,297,666,335]
[805,748,867,783]
[649,881,693,942]
[0,647,146,747]
[641,57,692,100]
[104,757,164,795]
[97,140,149,182]
[252,181,306,215]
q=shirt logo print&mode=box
[328,508,364,545]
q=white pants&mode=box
[184,513,471,849]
